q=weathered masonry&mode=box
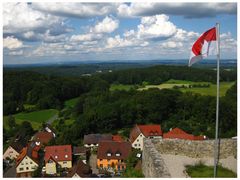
[142,138,237,177]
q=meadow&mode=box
[4,109,58,130]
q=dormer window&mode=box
[116,153,121,157]
[107,153,111,157]
[55,155,58,159]
[65,155,68,158]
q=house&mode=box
[73,146,89,163]
[97,141,131,172]
[15,141,41,177]
[3,141,25,160]
[83,134,112,149]
[130,124,163,150]
[163,127,206,140]
[3,133,27,160]
[68,159,92,178]
[44,145,72,175]
[112,135,124,142]
[32,131,54,146]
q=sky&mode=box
[3,2,237,65]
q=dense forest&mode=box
[3,65,237,146]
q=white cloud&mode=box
[117,3,237,18]
[137,15,177,40]
[70,33,102,42]
[90,16,119,34]
[161,41,183,49]
[31,3,118,18]
[3,36,23,49]
[3,3,71,42]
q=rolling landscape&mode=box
[3,2,237,178]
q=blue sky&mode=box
[3,2,237,64]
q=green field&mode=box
[110,84,137,91]
[4,109,58,130]
[186,163,237,178]
[64,97,80,108]
[138,79,235,97]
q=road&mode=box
[46,114,58,125]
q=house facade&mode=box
[44,145,72,175]
[130,124,163,150]
[97,141,131,172]
[3,146,20,160]
[15,146,39,177]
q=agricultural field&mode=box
[4,109,58,130]
[110,84,138,91]
[138,79,235,97]
[64,97,80,108]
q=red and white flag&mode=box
[189,27,218,66]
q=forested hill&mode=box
[98,65,237,85]
[3,65,237,142]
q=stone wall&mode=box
[152,138,237,159]
[142,138,237,177]
[142,138,171,177]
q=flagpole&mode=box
[213,23,220,178]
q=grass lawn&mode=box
[4,109,58,130]
[23,104,36,110]
[138,79,235,97]
[64,97,80,108]
[186,163,237,178]
[110,84,137,91]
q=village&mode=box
[3,123,206,178]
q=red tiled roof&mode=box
[33,131,54,145]
[83,134,112,145]
[16,143,40,167]
[163,128,205,140]
[44,145,72,162]
[97,141,131,160]
[129,124,163,143]
[112,135,124,142]
[68,160,92,177]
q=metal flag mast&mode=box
[213,22,220,178]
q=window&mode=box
[100,164,103,168]
[100,159,102,161]
[63,161,67,164]
[138,144,141,146]
[30,162,32,164]
[26,167,29,170]
[137,139,139,142]
[19,168,24,171]
[55,155,58,159]
[31,167,36,170]
[134,144,137,147]
[107,153,111,157]
[116,153,120,157]
[140,134,142,137]
[65,155,68,158]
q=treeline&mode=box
[99,65,237,85]
[3,71,109,115]
[54,82,236,145]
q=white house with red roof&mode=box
[44,145,72,175]
[129,124,163,150]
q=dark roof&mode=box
[97,141,131,160]
[68,160,92,177]
[83,134,112,145]
[73,146,88,155]
[10,141,24,153]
